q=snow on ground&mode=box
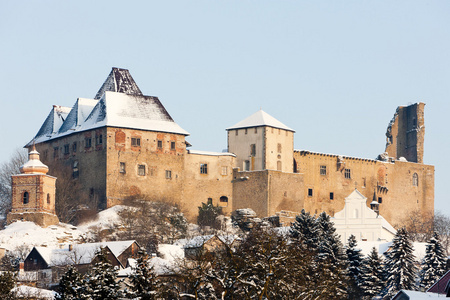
[358,240,427,261]
[12,285,56,299]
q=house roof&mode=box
[427,270,450,294]
[392,290,441,299]
[32,240,137,267]
[226,110,295,132]
[33,105,72,139]
[95,67,143,100]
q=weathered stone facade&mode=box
[26,68,434,226]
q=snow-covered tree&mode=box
[56,267,83,300]
[383,227,417,297]
[126,250,160,300]
[290,209,320,252]
[360,247,384,300]
[346,234,364,299]
[83,248,123,300]
[419,232,447,290]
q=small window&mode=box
[72,142,77,153]
[138,165,146,176]
[254,128,257,134]
[96,134,103,145]
[330,192,334,200]
[250,144,256,156]
[378,197,383,204]
[245,128,248,134]
[363,177,366,187]
[220,196,228,203]
[412,173,418,186]
[131,137,141,147]
[235,130,238,136]
[308,189,313,197]
[23,192,29,204]
[165,170,172,179]
[277,161,282,171]
[85,138,92,148]
[72,161,79,179]
[120,162,126,174]
[200,164,208,174]
[53,147,59,159]
[320,165,327,176]
[277,143,282,153]
[244,160,250,171]
[344,169,351,179]
[157,140,163,149]
[47,194,50,204]
[207,198,213,205]
[221,166,228,176]
[64,144,69,155]
[170,141,176,150]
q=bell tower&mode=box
[7,145,59,227]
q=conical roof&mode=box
[95,67,142,100]
[20,145,49,174]
[227,110,294,132]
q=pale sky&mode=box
[1,1,449,216]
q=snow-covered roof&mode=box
[393,290,441,299]
[227,110,295,132]
[58,98,98,133]
[188,150,236,157]
[12,285,55,299]
[95,67,143,100]
[183,235,215,249]
[357,241,427,260]
[33,240,136,267]
[295,149,378,162]
[33,105,71,140]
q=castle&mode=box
[15,68,433,227]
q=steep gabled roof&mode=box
[33,105,72,139]
[58,98,98,134]
[227,110,294,132]
[95,67,142,100]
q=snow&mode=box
[12,285,56,299]
[295,149,379,162]
[227,109,295,132]
[188,150,236,157]
[357,240,427,260]
[58,98,98,133]
[394,290,442,299]
[159,244,184,262]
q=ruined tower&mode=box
[7,145,59,227]
[385,103,425,163]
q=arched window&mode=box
[23,192,29,204]
[412,173,419,186]
[220,196,228,203]
[47,194,50,204]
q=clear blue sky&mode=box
[1,1,449,216]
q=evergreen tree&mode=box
[290,209,320,252]
[0,271,16,298]
[314,212,349,299]
[127,249,160,300]
[383,228,417,297]
[197,201,223,230]
[419,232,447,290]
[360,247,384,300]
[83,247,123,300]
[56,267,83,300]
[346,234,364,299]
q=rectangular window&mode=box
[254,127,257,133]
[157,140,163,149]
[330,192,334,200]
[200,163,208,174]
[320,165,327,176]
[64,144,69,155]
[277,143,282,153]
[131,137,141,147]
[250,144,256,156]
[344,168,351,179]
[53,147,59,159]
[363,177,366,187]
[207,198,213,205]
[120,162,126,174]
[170,141,176,150]
[235,130,238,136]
[165,170,172,179]
[72,161,79,179]
[72,142,77,153]
[378,197,383,204]
[85,138,92,148]
[221,166,228,176]
[244,160,250,171]
[245,128,248,134]
[308,188,313,197]
[96,134,103,145]
[138,164,145,176]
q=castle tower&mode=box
[7,145,59,227]
[227,110,295,173]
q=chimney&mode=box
[19,262,24,272]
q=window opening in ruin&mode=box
[320,165,327,176]
[138,164,146,176]
[47,194,50,204]
[254,128,257,134]
[363,177,366,187]
[277,161,282,171]
[277,143,282,153]
[244,160,250,171]
[96,134,103,145]
[235,130,238,136]
[72,161,79,179]
[207,198,213,205]
[131,137,141,147]
[378,197,382,203]
[308,188,313,197]
[23,192,29,204]
[165,170,172,179]
[157,140,163,149]
[200,164,208,174]
[64,144,69,155]
[220,196,228,203]
[245,129,248,134]
[344,168,351,179]
[221,166,228,176]
[85,138,92,148]
[170,141,176,150]
[53,147,59,159]
[412,173,418,186]
[250,144,256,156]
[72,142,77,153]
[120,162,126,174]
[330,192,334,200]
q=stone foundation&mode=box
[7,212,59,227]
